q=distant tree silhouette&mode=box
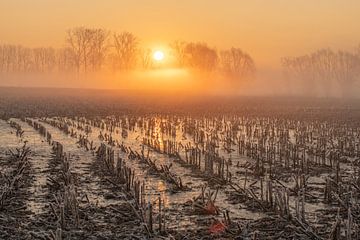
[32,47,56,72]
[0,26,259,80]
[184,42,218,71]
[112,32,138,71]
[66,27,109,73]
[139,48,153,70]
[333,50,360,97]
[220,48,255,80]
[56,47,77,73]
[0,45,32,73]
[282,48,360,97]
[170,40,187,67]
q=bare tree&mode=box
[32,47,56,73]
[333,50,360,97]
[56,47,77,73]
[139,48,152,70]
[170,40,187,67]
[220,47,255,80]
[0,45,21,73]
[66,27,109,73]
[66,28,85,73]
[311,49,336,97]
[10,45,25,72]
[282,54,318,96]
[282,48,360,97]
[183,42,218,72]
[89,28,110,71]
[112,32,138,71]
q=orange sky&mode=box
[0,0,359,69]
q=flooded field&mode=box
[1,99,359,239]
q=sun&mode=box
[153,50,164,61]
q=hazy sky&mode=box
[1,0,359,69]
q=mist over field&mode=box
[1,86,360,121]
[2,1,360,99]
[2,67,360,99]
[1,26,360,98]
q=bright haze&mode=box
[0,0,360,97]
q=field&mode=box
[0,89,360,239]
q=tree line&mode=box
[3,26,359,97]
[171,41,255,78]
[0,27,255,81]
[282,47,360,97]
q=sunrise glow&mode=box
[153,50,164,62]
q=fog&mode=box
[0,27,359,98]
[1,67,359,99]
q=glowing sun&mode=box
[153,50,164,61]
